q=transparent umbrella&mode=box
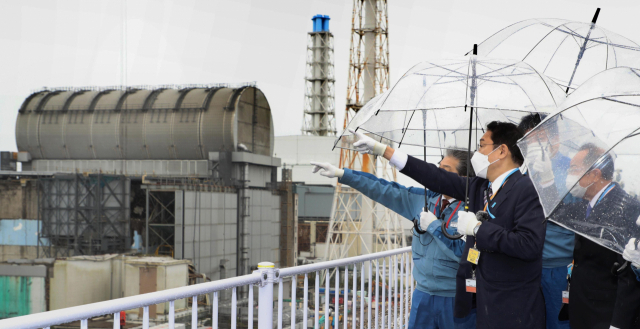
[476,9,640,93]
[518,67,640,255]
[335,48,566,239]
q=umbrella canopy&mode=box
[334,57,566,159]
[518,67,640,253]
[476,14,640,93]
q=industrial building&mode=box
[0,83,299,323]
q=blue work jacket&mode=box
[339,168,466,297]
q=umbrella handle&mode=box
[611,261,629,276]
[441,221,464,240]
[413,219,427,234]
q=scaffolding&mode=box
[302,15,336,136]
[37,174,131,257]
[325,0,405,268]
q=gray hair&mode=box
[445,149,476,177]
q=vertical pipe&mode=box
[292,275,297,329]
[405,255,410,329]
[304,273,309,329]
[170,300,175,329]
[325,270,330,329]
[212,293,218,329]
[381,259,386,329]
[145,188,149,254]
[370,261,374,329]
[352,265,357,329]
[232,287,237,329]
[399,254,403,328]
[393,256,397,329]
[143,306,149,329]
[258,266,275,329]
[344,266,349,329]
[113,312,120,329]
[360,263,364,329]
[192,296,198,329]
[278,278,284,329]
[335,267,340,329]
[248,285,254,329]
[315,272,320,329]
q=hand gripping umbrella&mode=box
[334,47,566,239]
[475,9,640,93]
[519,67,640,264]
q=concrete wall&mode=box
[0,245,40,262]
[0,180,38,219]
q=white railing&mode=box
[0,247,412,329]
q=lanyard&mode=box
[432,196,463,228]
[594,183,615,208]
[483,168,519,212]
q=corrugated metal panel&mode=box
[200,88,235,155]
[0,276,46,319]
[16,86,274,160]
[172,89,207,159]
[91,90,126,159]
[39,111,67,159]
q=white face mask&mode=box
[471,147,500,179]
[565,174,593,199]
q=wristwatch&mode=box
[473,223,481,236]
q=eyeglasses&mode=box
[477,143,496,150]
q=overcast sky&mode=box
[1,0,639,152]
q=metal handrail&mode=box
[0,246,413,329]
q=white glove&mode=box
[456,211,480,236]
[350,129,387,156]
[311,162,344,179]
[622,238,640,269]
[528,143,554,184]
[419,211,438,231]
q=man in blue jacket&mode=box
[350,121,547,328]
[519,114,574,329]
[311,148,476,329]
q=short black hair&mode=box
[578,143,614,180]
[486,121,525,166]
[518,113,547,134]
[445,149,476,177]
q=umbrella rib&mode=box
[522,21,574,61]
[398,110,416,147]
[475,62,539,110]
[542,33,571,76]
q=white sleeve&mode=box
[389,149,408,170]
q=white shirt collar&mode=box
[589,183,613,208]
[490,168,519,189]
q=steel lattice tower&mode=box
[302,15,336,136]
[325,0,405,265]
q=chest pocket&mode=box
[411,230,434,256]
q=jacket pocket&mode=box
[434,259,459,278]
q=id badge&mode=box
[467,247,480,265]
[562,291,569,304]
[465,279,477,293]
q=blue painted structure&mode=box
[0,219,47,246]
[312,15,331,32]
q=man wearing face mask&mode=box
[351,121,547,329]
[551,144,640,329]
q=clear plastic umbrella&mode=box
[334,55,566,159]
[335,49,566,239]
[476,9,640,93]
[518,67,640,255]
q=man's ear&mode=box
[498,144,509,159]
[591,168,603,180]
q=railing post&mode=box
[256,262,276,329]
